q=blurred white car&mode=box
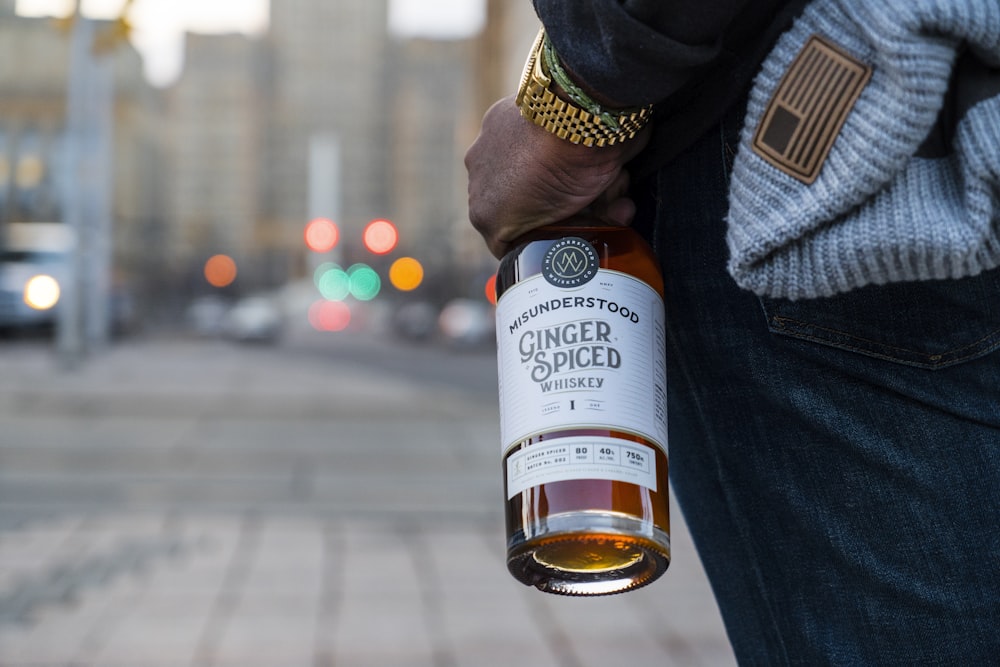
[223,295,285,343]
[438,298,494,347]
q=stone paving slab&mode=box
[0,337,736,666]
[0,512,735,667]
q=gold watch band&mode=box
[515,29,652,147]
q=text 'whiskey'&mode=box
[494,223,670,596]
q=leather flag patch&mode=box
[752,35,872,184]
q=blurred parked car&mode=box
[223,295,284,343]
[0,222,72,332]
[438,298,494,348]
[185,295,231,337]
[392,301,438,340]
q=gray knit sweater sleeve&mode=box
[726,0,1000,300]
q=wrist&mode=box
[516,29,653,148]
[540,33,642,133]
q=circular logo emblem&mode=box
[542,237,599,288]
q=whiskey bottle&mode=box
[494,221,670,596]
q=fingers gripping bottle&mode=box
[494,222,670,596]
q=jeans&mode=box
[642,97,1000,665]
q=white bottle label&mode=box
[495,266,668,465]
[505,436,659,499]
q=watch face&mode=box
[516,28,546,106]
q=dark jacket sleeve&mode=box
[533,0,809,170]
[533,0,783,107]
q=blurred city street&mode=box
[1,2,738,665]
[0,329,736,667]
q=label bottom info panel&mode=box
[505,436,659,499]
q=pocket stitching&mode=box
[770,314,1000,369]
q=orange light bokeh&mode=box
[389,257,424,291]
[362,219,398,255]
[304,218,340,253]
[204,254,238,288]
[485,273,497,305]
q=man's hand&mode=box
[465,95,651,258]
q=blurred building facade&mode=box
[385,2,539,298]
[0,10,158,261]
[259,0,391,284]
[166,33,265,287]
[0,0,541,320]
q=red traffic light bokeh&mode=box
[362,219,398,255]
[304,218,340,253]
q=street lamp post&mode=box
[57,1,130,367]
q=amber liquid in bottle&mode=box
[495,223,670,596]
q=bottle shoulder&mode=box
[496,225,663,300]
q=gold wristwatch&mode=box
[515,29,652,147]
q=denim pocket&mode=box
[760,268,1000,369]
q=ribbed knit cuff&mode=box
[726,0,1000,300]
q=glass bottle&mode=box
[494,221,670,596]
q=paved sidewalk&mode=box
[0,336,736,667]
